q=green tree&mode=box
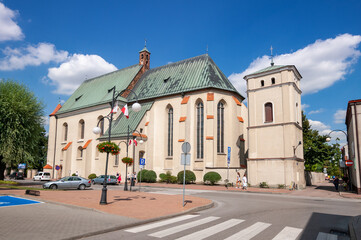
[0,80,46,179]
[302,112,342,175]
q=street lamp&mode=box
[130,129,144,191]
[326,129,348,143]
[293,141,302,156]
[92,87,141,205]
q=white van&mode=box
[33,172,51,181]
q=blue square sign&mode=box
[139,158,146,165]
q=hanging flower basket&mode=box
[97,142,120,155]
[122,157,133,166]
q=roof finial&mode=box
[144,38,147,47]
[270,46,274,66]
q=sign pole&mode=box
[183,153,186,207]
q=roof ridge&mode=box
[83,64,140,83]
[146,54,209,72]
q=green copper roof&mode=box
[57,64,142,114]
[139,47,151,54]
[100,101,154,139]
[249,65,287,75]
[133,54,243,101]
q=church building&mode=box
[46,46,305,188]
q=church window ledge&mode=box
[163,168,173,170]
[95,157,99,160]
[193,168,203,171]
[60,159,63,162]
[76,158,82,161]
[165,157,173,160]
[217,153,226,155]
[77,139,84,143]
[61,141,67,145]
[195,159,203,162]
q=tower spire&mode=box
[206,44,208,55]
[144,38,147,47]
[270,46,274,66]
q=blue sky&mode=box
[1,0,360,145]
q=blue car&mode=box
[92,175,117,185]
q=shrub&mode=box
[278,184,286,189]
[144,170,157,183]
[169,176,177,184]
[88,173,97,179]
[159,173,166,182]
[72,173,77,176]
[159,171,177,184]
[137,169,148,182]
[203,172,222,185]
[177,170,196,184]
[259,182,269,188]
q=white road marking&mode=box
[224,222,272,240]
[316,232,338,240]
[272,226,303,240]
[125,215,198,233]
[175,219,244,240]
[149,216,220,238]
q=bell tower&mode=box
[139,41,151,71]
[244,62,305,189]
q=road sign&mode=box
[55,165,60,170]
[181,153,191,165]
[345,160,353,167]
[182,142,191,153]
[139,165,144,169]
[227,147,231,166]
[139,158,146,165]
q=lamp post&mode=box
[293,141,302,156]
[92,87,141,205]
[326,129,348,143]
[129,129,144,191]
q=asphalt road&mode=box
[81,186,361,240]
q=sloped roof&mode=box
[133,54,243,101]
[49,104,62,116]
[250,65,287,74]
[244,64,302,80]
[57,64,142,114]
[100,102,154,139]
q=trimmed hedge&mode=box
[203,172,221,185]
[177,170,196,184]
[144,170,157,183]
[88,173,97,179]
[137,169,148,182]
[159,171,177,184]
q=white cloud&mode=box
[308,109,323,115]
[47,54,117,95]
[334,109,346,124]
[229,34,361,97]
[0,3,24,41]
[41,116,49,126]
[309,119,347,145]
[0,43,68,70]
[301,104,309,111]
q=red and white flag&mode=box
[129,139,138,146]
[121,104,129,118]
[111,105,119,113]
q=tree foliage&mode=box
[0,80,46,179]
[302,111,342,175]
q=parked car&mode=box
[9,172,24,180]
[43,176,91,190]
[92,175,117,185]
[33,172,51,181]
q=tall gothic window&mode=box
[98,116,104,136]
[63,123,68,141]
[196,102,204,159]
[265,102,273,123]
[167,107,173,156]
[77,146,83,158]
[217,102,224,153]
[79,119,85,139]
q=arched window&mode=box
[141,54,144,59]
[167,107,173,156]
[261,80,265,87]
[79,120,85,139]
[271,78,275,84]
[196,101,204,159]
[217,102,225,153]
[63,123,68,141]
[98,116,104,136]
[265,102,273,123]
[77,146,83,158]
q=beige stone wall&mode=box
[47,90,247,183]
[246,66,305,188]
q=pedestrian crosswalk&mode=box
[125,214,304,239]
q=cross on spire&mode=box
[270,46,274,66]
[144,38,147,47]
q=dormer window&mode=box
[261,80,265,87]
[271,78,275,84]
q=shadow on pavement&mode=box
[299,212,351,240]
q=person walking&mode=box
[235,172,241,189]
[242,174,248,190]
[333,176,340,191]
[117,174,121,184]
